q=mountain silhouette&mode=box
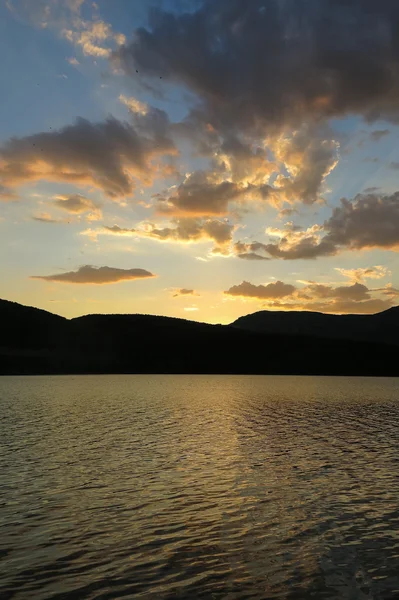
[1,298,398,376]
[232,307,399,346]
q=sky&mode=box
[1,0,399,324]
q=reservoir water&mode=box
[1,375,399,599]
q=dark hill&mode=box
[232,307,399,346]
[0,299,67,350]
[0,299,398,376]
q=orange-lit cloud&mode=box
[31,265,155,284]
[379,284,399,297]
[335,266,390,283]
[119,94,148,116]
[0,113,176,200]
[7,0,124,59]
[52,194,102,220]
[85,217,236,255]
[62,19,125,58]
[154,171,248,216]
[224,278,397,314]
[235,192,399,260]
[262,298,394,315]
[212,138,276,187]
[272,126,339,205]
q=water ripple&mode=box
[1,375,399,599]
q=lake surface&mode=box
[1,375,399,599]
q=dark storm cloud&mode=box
[116,0,399,134]
[31,265,156,284]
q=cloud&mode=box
[369,129,390,142]
[174,124,339,210]
[172,288,199,297]
[154,171,248,216]
[7,0,124,59]
[389,162,399,170]
[249,192,399,259]
[299,282,371,302]
[233,241,270,261]
[0,113,176,200]
[234,222,327,261]
[6,3,348,214]
[30,265,155,284]
[119,94,149,116]
[52,194,102,219]
[0,184,17,201]
[335,266,390,283]
[117,2,358,210]
[67,57,80,65]
[325,193,399,251]
[225,280,296,300]
[209,137,276,188]
[272,126,339,205]
[32,212,65,224]
[116,0,399,134]
[94,217,236,255]
[262,297,394,315]
[379,284,399,297]
[224,279,397,314]
[32,195,101,223]
[278,207,298,219]
[62,19,125,58]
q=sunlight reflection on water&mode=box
[1,375,399,599]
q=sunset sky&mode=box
[1,0,399,323]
